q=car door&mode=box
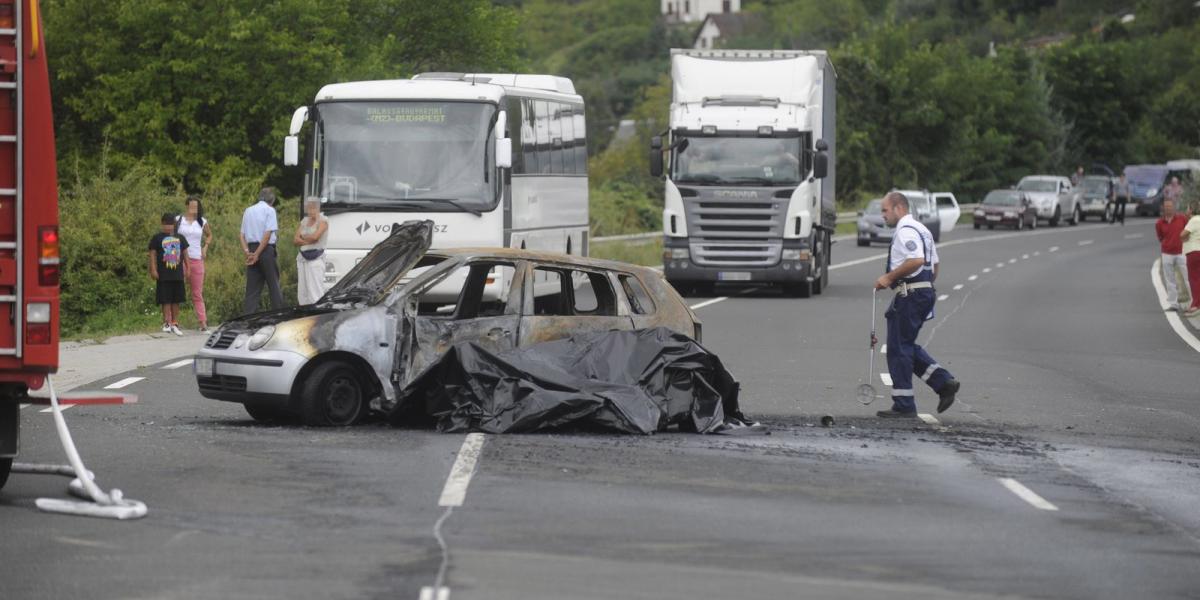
[403,260,525,379]
[933,193,959,234]
[518,264,635,347]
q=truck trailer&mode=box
[651,49,835,297]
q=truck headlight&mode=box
[781,249,810,261]
[663,248,689,260]
[248,325,275,351]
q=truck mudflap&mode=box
[0,395,16,458]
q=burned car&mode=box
[193,221,702,426]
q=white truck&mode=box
[650,49,835,297]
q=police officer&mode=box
[873,191,960,418]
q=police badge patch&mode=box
[905,240,918,251]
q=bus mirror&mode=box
[495,137,512,169]
[496,110,507,139]
[284,136,300,166]
[813,151,828,179]
[289,106,309,136]
[650,136,664,177]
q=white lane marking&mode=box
[19,403,30,410]
[968,274,978,281]
[937,294,950,301]
[1125,233,1143,239]
[104,377,144,390]
[689,297,729,310]
[419,587,450,600]
[1151,258,1200,354]
[1033,251,1041,256]
[998,478,1059,511]
[1008,258,1017,264]
[1049,246,1059,252]
[1078,239,1094,246]
[40,404,74,414]
[162,359,193,370]
[880,344,887,354]
[982,268,991,273]
[952,284,964,291]
[1022,254,1029,260]
[439,433,486,508]
[879,372,893,387]
[918,413,939,425]
[996,262,1005,268]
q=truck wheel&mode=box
[812,266,825,295]
[300,361,368,427]
[1050,205,1061,227]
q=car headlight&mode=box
[248,325,275,351]
[1003,211,1016,218]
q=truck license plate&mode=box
[194,358,214,378]
[718,272,751,281]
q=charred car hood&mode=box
[321,220,433,302]
[224,304,343,330]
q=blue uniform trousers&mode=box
[885,288,952,412]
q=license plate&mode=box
[986,215,1001,221]
[194,358,214,378]
[718,272,751,281]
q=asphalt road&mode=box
[3,216,1199,599]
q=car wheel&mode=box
[0,457,11,490]
[1071,205,1080,226]
[1105,204,1113,222]
[244,403,291,423]
[973,223,980,230]
[782,282,811,298]
[857,239,869,247]
[300,361,368,427]
[1050,205,1061,227]
[1016,217,1024,230]
[987,224,994,230]
[1030,214,1037,229]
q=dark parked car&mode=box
[856,199,890,246]
[194,221,702,426]
[973,190,1036,230]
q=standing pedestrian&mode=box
[1071,165,1084,187]
[1156,199,1191,312]
[149,213,189,336]
[873,192,960,418]
[239,187,285,314]
[1110,173,1130,225]
[176,195,213,331]
[1180,202,1200,317]
[1164,176,1184,215]
[294,196,329,305]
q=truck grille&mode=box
[684,191,789,267]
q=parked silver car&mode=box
[1016,175,1079,226]
[193,221,702,426]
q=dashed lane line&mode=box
[19,403,30,410]
[1125,233,1143,239]
[1008,258,1017,264]
[982,268,992,273]
[1078,239,1094,246]
[1151,258,1200,354]
[1022,254,1029,259]
[879,372,893,387]
[1033,251,1041,256]
[1050,246,1059,252]
[162,359,193,370]
[439,433,486,508]
[688,297,728,310]
[419,587,450,600]
[968,274,978,281]
[880,344,887,354]
[998,478,1059,511]
[937,294,950,301]
[104,377,144,390]
[952,284,964,291]
[996,263,1005,268]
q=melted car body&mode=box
[194,221,701,426]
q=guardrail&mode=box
[592,204,980,244]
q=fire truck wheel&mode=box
[0,457,11,490]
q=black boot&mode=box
[937,379,960,414]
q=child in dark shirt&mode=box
[148,213,189,336]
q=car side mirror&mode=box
[650,136,664,177]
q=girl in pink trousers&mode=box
[176,195,213,331]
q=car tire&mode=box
[1016,217,1024,231]
[987,225,994,230]
[857,239,869,247]
[1071,205,1080,226]
[300,361,368,427]
[973,223,980,230]
[244,403,291,423]
[1050,205,1061,227]
[0,457,11,490]
[1030,214,1037,229]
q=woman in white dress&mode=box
[293,197,329,305]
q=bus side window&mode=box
[573,111,587,175]
[507,97,524,174]
[549,102,564,174]
[522,98,538,175]
[535,100,552,175]
[560,105,575,175]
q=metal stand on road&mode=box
[856,288,882,405]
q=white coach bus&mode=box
[283,73,588,289]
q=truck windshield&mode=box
[315,101,497,212]
[672,135,805,185]
[1125,167,1167,195]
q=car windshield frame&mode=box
[313,100,500,213]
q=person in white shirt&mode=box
[872,192,961,418]
[293,197,329,305]
[175,195,213,330]
[239,188,284,313]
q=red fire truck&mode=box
[0,0,60,490]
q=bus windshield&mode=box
[316,101,497,212]
[672,135,806,185]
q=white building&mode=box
[693,13,752,49]
[662,0,740,24]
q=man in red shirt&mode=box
[1156,198,1191,311]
